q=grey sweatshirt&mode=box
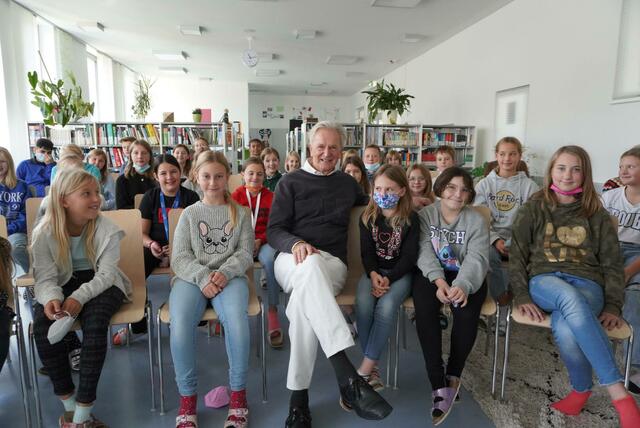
[474,170,539,244]
[33,215,132,306]
[171,201,254,290]
[417,201,489,296]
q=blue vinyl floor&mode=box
[0,274,496,428]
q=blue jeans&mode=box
[488,245,508,299]
[257,243,280,308]
[8,233,29,277]
[621,242,640,366]
[529,272,623,391]
[169,277,250,395]
[356,271,412,361]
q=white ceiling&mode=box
[15,0,513,96]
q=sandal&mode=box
[447,375,462,402]
[268,328,284,348]
[60,414,108,428]
[367,366,385,391]
[176,414,197,428]
[224,407,249,428]
[431,387,457,426]
[69,348,81,372]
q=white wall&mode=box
[350,0,640,181]
[0,0,38,162]
[145,76,249,131]
[249,93,351,156]
[55,29,89,98]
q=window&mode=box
[86,49,99,119]
[613,0,640,102]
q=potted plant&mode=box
[361,79,414,124]
[132,76,154,120]
[27,70,94,127]
[192,108,202,123]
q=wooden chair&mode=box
[392,205,500,391]
[27,210,156,427]
[15,197,43,288]
[156,209,266,414]
[0,214,6,238]
[228,173,243,193]
[430,170,440,179]
[134,193,144,210]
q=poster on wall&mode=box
[292,106,313,121]
[259,128,272,143]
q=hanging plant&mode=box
[27,70,94,127]
[131,76,155,120]
[361,79,414,124]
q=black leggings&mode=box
[33,270,124,403]
[413,271,487,391]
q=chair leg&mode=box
[260,300,267,403]
[484,315,492,357]
[500,306,512,402]
[13,285,31,390]
[126,323,131,346]
[491,306,500,398]
[393,307,400,390]
[13,320,31,428]
[624,325,634,389]
[401,308,407,350]
[146,301,156,412]
[157,311,165,416]
[29,325,43,428]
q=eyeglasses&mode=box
[444,183,471,194]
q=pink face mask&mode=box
[550,183,583,196]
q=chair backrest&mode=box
[0,215,6,239]
[110,172,120,183]
[430,170,439,179]
[168,208,183,251]
[101,210,145,292]
[28,185,37,197]
[340,206,366,300]
[228,174,243,193]
[26,197,44,242]
[134,193,144,210]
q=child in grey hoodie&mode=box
[474,137,538,299]
[414,167,489,426]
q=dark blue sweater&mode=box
[267,168,368,265]
[0,179,29,235]
[16,159,55,197]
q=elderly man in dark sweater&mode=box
[268,122,392,427]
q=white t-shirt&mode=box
[602,187,640,245]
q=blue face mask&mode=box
[373,192,400,209]
[35,152,47,163]
[133,163,150,174]
[365,162,380,173]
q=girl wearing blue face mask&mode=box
[355,164,419,390]
[115,139,157,209]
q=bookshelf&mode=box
[25,121,246,173]
[285,121,476,170]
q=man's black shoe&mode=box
[339,376,392,420]
[285,406,311,428]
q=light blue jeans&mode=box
[621,242,640,367]
[488,245,508,299]
[257,243,280,307]
[356,270,412,361]
[8,233,29,277]
[169,277,249,395]
[529,272,623,392]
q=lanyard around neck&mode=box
[160,190,180,241]
[245,188,261,230]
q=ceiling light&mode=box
[306,89,333,95]
[179,25,203,36]
[152,51,188,61]
[254,69,281,77]
[346,71,367,78]
[371,0,422,7]
[258,53,275,63]
[310,82,327,86]
[199,77,214,81]
[402,33,426,43]
[326,55,359,65]
[294,29,317,40]
[159,67,188,74]
[77,22,104,32]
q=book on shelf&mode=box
[382,129,418,146]
[422,129,469,148]
[96,123,160,146]
[49,125,94,147]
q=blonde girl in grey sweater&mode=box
[170,151,254,428]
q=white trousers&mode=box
[275,250,354,390]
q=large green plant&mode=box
[132,76,155,120]
[27,70,94,127]
[361,79,414,123]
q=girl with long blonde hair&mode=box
[31,168,132,427]
[87,148,116,210]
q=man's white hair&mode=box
[308,121,346,147]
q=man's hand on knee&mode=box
[292,241,319,265]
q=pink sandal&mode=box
[224,407,248,428]
[175,414,197,428]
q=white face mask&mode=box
[47,311,76,345]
